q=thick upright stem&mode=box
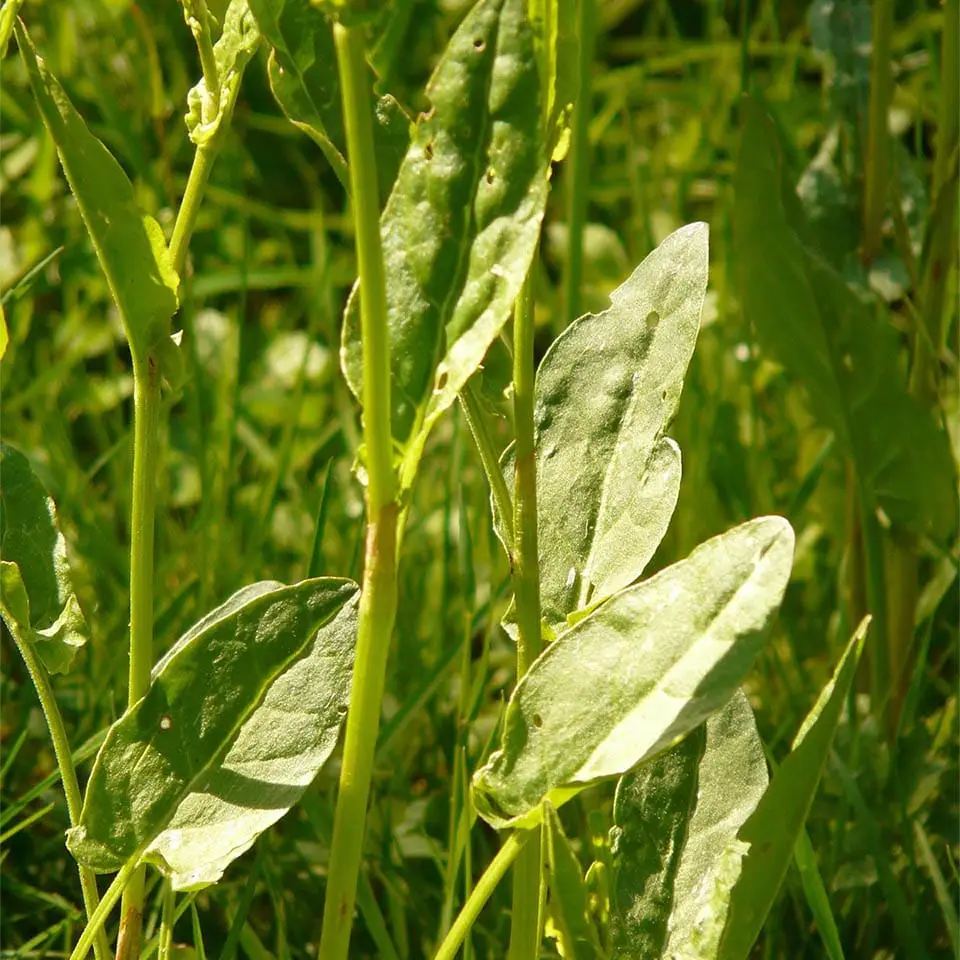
[318,22,398,960]
[169,145,216,277]
[508,277,544,959]
[862,0,893,264]
[11,635,109,960]
[116,352,162,960]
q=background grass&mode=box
[1,0,957,957]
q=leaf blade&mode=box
[67,578,358,886]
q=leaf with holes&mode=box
[67,578,358,888]
[0,442,88,675]
[15,22,178,364]
[340,0,548,490]
[472,516,794,829]
[609,690,768,959]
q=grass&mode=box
[1,0,957,957]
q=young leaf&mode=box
[341,0,549,490]
[248,0,409,199]
[0,442,88,675]
[544,803,603,958]
[718,618,869,960]
[735,99,956,538]
[184,0,261,148]
[67,578,358,887]
[508,223,708,635]
[472,516,794,828]
[15,22,178,364]
[609,690,768,959]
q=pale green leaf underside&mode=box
[0,442,88,674]
[68,578,358,886]
[522,222,707,635]
[735,100,955,538]
[610,690,768,959]
[16,23,178,362]
[341,0,548,488]
[719,619,868,960]
[472,516,794,828]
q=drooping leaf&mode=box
[472,516,794,829]
[0,442,88,675]
[610,691,768,959]
[735,100,956,538]
[719,618,869,960]
[67,578,358,887]
[248,0,409,199]
[184,0,261,148]
[508,223,707,636]
[544,803,603,959]
[341,0,548,490]
[15,22,178,363]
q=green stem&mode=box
[318,22,398,960]
[10,634,110,960]
[563,0,594,328]
[858,481,888,718]
[158,881,176,960]
[169,144,216,277]
[508,277,544,959]
[459,382,515,554]
[70,861,140,960]
[116,353,162,960]
[862,0,893,263]
[434,831,533,960]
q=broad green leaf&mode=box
[544,803,603,959]
[735,100,956,538]
[719,618,869,960]
[67,578,358,887]
[184,0,261,148]
[341,0,548,490]
[515,223,708,635]
[472,516,794,829]
[0,442,88,674]
[248,0,409,199]
[15,23,178,363]
[610,691,768,959]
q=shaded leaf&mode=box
[0,442,87,674]
[341,0,548,489]
[15,22,178,363]
[610,691,767,959]
[544,803,603,958]
[67,578,358,887]
[719,618,869,960]
[472,516,794,828]
[735,99,956,538]
[249,0,408,201]
[509,223,707,636]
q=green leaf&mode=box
[472,516,794,829]
[67,578,358,888]
[735,100,956,538]
[544,803,603,959]
[15,22,178,363]
[0,442,88,675]
[341,0,548,490]
[184,0,261,148]
[609,691,768,960]
[719,618,869,960]
[513,223,708,636]
[249,0,408,201]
